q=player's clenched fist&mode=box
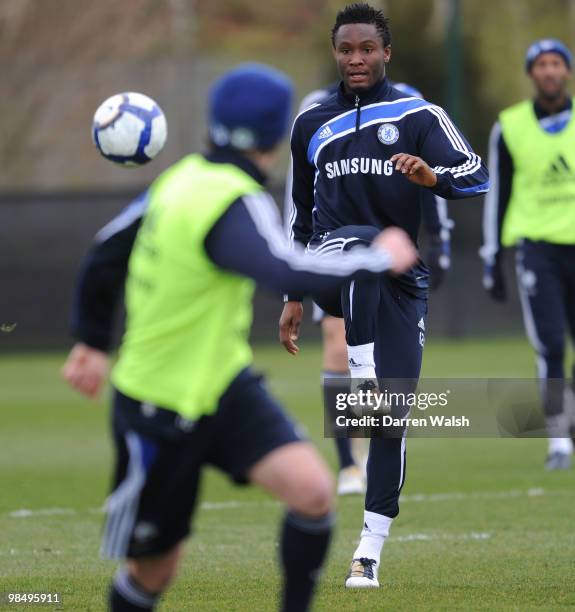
[62,342,109,399]
[390,153,437,188]
[373,227,418,274]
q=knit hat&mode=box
[525,39,572,72]
[209,63,293,151]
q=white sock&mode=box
[548,437,574,455]
[347,343,376,380]
[545,411,572,450]
[352,510,393,567]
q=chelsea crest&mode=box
[377,123,399,145]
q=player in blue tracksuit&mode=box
[279,4,488,588]
[284,82,453,498]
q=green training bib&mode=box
[499,99,575,246]
[112,154,262,419]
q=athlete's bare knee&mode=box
[292,471,334,517]
[249,442,334,517]
[287,453,334,516]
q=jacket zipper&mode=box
[355,95,361,133]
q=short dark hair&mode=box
[331,3,391,48]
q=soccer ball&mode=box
[92,92,167,166]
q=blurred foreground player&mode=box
[284,81,453,496]
[62,63,417,611]
[481,39,575,470]
[280,3,488,588]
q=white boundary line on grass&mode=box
[8,507,76,518]
[390,532,491,543]
[4,487,547,519]
[400,487,545,503]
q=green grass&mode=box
[1,337,574,610]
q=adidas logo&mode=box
[544,154,575,183]
[418,317,425,331]
[318,125,334,140]
[363,522,371,532]
[349,357,360,367]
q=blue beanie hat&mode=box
[209,63,293,151]
[525,39,572,72]
[393,82,423,99]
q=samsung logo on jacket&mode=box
[325,157,394,179]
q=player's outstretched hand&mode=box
[279,301,304,355]
[373,227,418,274]
[62,342,109,399]
[391,153,437,188]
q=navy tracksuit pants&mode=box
[516,239,575,417]
[311,225,427,518]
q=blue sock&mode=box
[280,511,334,612]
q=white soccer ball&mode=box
[92,92,167,166]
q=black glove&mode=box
[483,252,506,302]
[427,233,451,291]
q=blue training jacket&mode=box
[287,78,489,251]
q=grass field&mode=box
[1,337,574,611]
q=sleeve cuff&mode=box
[72,326,112,352]
[478,244,502,266]
[430,172,451,198]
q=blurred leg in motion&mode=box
[249,442,335,612]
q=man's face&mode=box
[333,23,390,93]
[529,52,570,100]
